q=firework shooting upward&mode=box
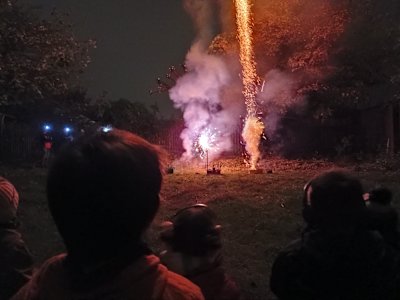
[234,0,265,170]
[157,0,349,169]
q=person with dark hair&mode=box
[365,187,400,248]
[160,204,240,300]
[12,129,204,300]
[0,177,33,299]
[270,170,400,300]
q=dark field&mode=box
[2,158,400,300]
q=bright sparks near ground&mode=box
[242,116,265,169]
[194,128,220,159]
[234,0,265,169]
[199,132,211,151]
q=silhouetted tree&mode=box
[102,98,158,138]
[0,0,95,116]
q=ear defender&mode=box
[302,181,317,226]
[172,203,210,219]
[160,204,222,255]
[160,204,212,245]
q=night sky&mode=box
[28,0,195,116]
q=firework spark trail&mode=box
[234,0,265,169]
[194,127,221,159]
[234,0,258,116]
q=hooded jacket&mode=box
[0,226,33,300]
[270,229,400,300]
[161,251,240,300]
[11,254,204,300]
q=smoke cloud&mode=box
[169,43,235,160]
[257,69,303,153]
[170,0,239,161]
[258,69,298,108]
[183,0,219,49]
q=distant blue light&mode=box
[102,125,112,133]
[64,127,72,134]
[43,124,52,131]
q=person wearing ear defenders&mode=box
[159,204,241,300]
[270,170,400,300]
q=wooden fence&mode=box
[0,121,244,162]
[0,123,41,162]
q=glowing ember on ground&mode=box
[234,0,265,169]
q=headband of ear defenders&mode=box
[172,203,210,220]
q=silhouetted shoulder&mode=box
[161,265,205,300]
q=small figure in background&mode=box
[63,126,74,144]
[160,204,240,300]
[0,177,33,299]
[41,124,53,167]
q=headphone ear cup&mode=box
[159,221,174,243]
[302,182,317,226]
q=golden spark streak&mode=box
[234,0,258,116]
[234,0,264,169]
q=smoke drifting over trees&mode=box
[172,0,345,158]
[210,0,349,108]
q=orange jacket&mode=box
[12,254,204,300]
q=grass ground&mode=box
[1,157,400,300]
